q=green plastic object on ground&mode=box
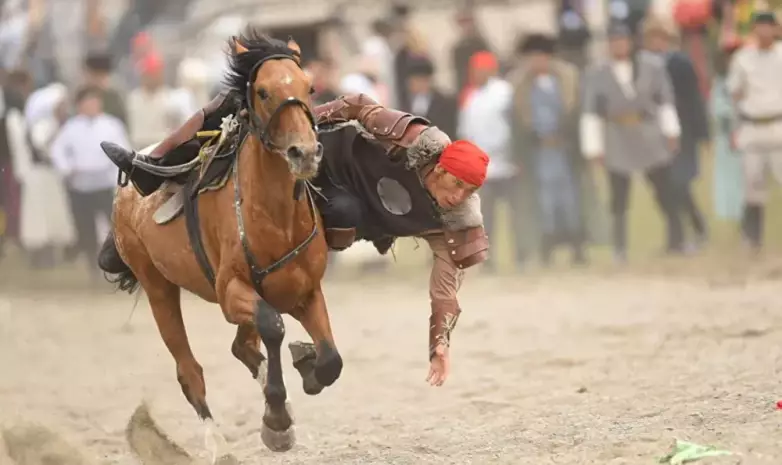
[658,439,733,464]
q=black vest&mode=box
[317,124,441,242]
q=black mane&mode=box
[223,26,299,103]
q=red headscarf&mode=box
[139,53,164,76]
[468,51,498,71]
[438,140,490,187]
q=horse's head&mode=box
[227,30,322,180]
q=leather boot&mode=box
[101,140,202,197]
[325,227,357,251]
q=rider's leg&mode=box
[312,173,362,250]
[101,91,237,197]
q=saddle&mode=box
[152,117,247,225]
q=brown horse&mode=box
[103,30,341,453]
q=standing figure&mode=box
[727,11,782,252]
[711,37,744,222]
[642,18,710,249]
[511,34,586,265]
[50,87,127,278]
[458,51,522,271]
[580,23,684,262]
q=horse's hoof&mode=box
[314,341,342,387]
[302,376,325,396]
[260,423,296,452]
[215,454,240,465]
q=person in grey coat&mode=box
[580,23,684,262]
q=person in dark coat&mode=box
[83,52,128,125]
[642,18,710,248]
[510,34,590,265]
[402,56,458,139]
[450,8,492,101]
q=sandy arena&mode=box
[1,270,780,464]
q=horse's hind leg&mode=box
[289,287,343,395]
[142,271,233,461]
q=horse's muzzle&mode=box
[286,142,323,179]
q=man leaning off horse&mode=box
[100,91,491,387]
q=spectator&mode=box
[127,53,174,149]
[0,69,33,249]
[0,0,30,71]
[362,18,397,108]
[450,8,492,103]
[14,82,75,268]
[84,52,128,124]
[580,23,684,263]
[711,38,744,222]
[511,34,586,266]
[403,56,458,139]
[50,86,127,278]
[339,56,386,105]
[393,22,430,112]
[306,57,339,106]
[642,18,710,251]
[457,51,521,272]
[727,11,782,252]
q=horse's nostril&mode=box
[287,146,305,159]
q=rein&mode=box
[232,53,319,297]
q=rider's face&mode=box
[428,166,478,209]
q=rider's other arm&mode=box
[423,225,488,360]
[314,93,430,155]
[424,233,464,360]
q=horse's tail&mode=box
[98,230,140,294]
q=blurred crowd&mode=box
[0,0,779,280]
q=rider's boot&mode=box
[101,91,237,197]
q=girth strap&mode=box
[183,173,216,287]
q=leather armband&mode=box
[429,299,461,360]
[314,94,431,156]
[444,226,489,269]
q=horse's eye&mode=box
[257,88,269,100]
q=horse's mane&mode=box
[223,26,300,103]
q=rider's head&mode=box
[426,140,489,209]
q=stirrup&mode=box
[117,169,130,187]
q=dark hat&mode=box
[607,22,632,38]
[407,56,434,76]
[752,11,777,25]
[75,85,102,103]
[84,52,113,72]
[518,33,557,55]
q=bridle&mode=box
[242,53,319,154]
[229,51,320,298]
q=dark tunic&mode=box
[664,50,709,184]
[315,124,441,242]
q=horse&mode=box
[102,29,342,453]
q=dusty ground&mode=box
[1,268,781,465]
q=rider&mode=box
[101,93,490,387]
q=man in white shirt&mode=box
[727,11,782,252]
[458,51,521,271]
[50,86,129,277]
[580,22,683,262]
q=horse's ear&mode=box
[287,37,302,64]
[232,36,249,54]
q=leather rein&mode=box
[233,53,319,296]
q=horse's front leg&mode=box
[219,277,294,452]
[289,287,343,395]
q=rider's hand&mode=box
[426,343,450,387]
